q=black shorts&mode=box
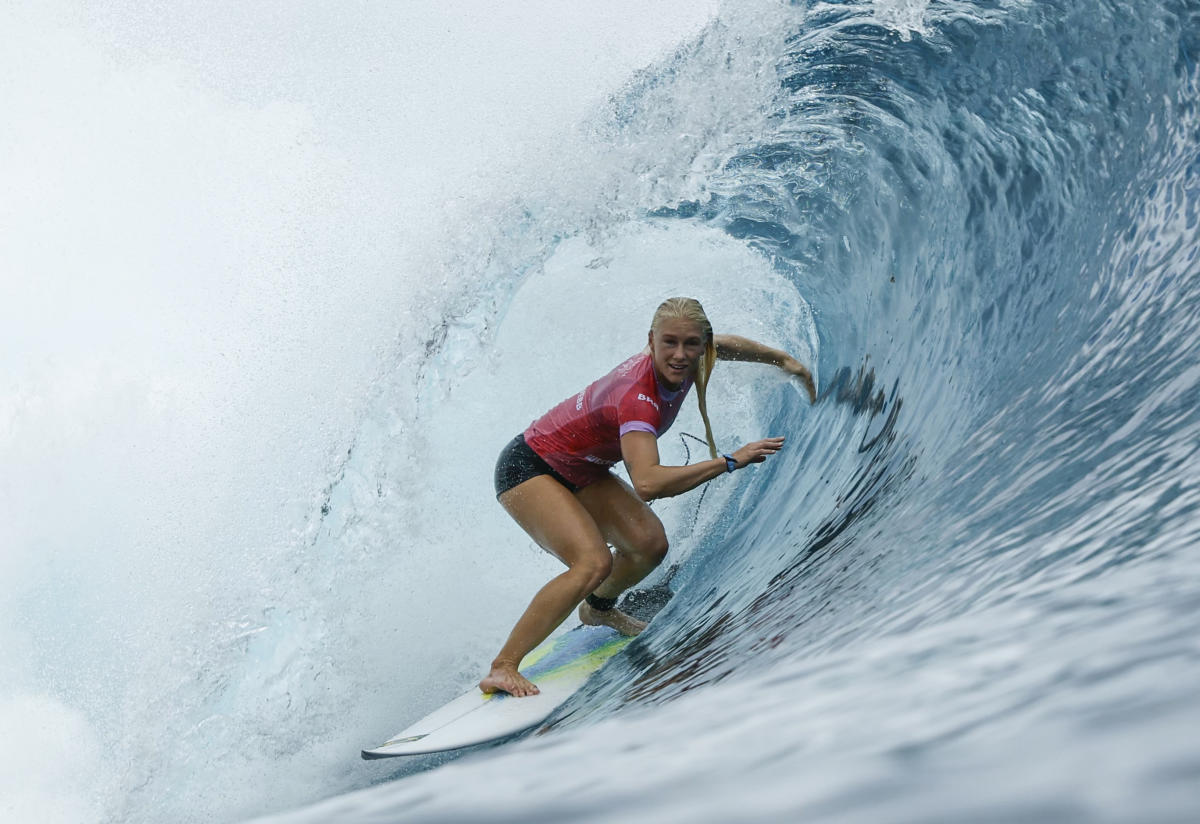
[494,433,581,498]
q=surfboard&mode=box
[362,623,632,759]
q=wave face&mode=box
[256,1,1200,821]
[5,1,1199,822]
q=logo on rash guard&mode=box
[637,393,660,411]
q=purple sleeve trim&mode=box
[619,421,657,437]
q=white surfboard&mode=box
[362,624,632,759]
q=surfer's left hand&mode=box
[782,357,816,403]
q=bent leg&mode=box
[577,474,669,597]
[481,475,612,697]
[574,474,669,632]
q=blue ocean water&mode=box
[255,1,1200,821]
[4,1,1199,822]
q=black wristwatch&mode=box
[723,453,737,474]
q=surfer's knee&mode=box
[571,548,613,593]
[650,532,669,566]
[633,525,669,568]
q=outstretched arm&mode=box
[621,430,785,501]
[714,334,816,402]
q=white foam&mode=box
[1,2,735,821]
[0,695,108,824]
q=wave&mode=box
[5,1,1199,822]
[258,0,1200,820]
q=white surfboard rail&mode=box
[363,624,631,759]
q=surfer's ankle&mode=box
[578,600,602,625]
[578,601,647,636]
[585,593,619,612]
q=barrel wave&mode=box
[250,1,1200,821]
[5,1,1199,822]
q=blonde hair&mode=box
[651,297,719,459]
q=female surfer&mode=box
[481,297,816,697]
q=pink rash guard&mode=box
[523,351,693,488]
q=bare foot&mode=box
[578,601,647,636]
[479,661,539,697]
